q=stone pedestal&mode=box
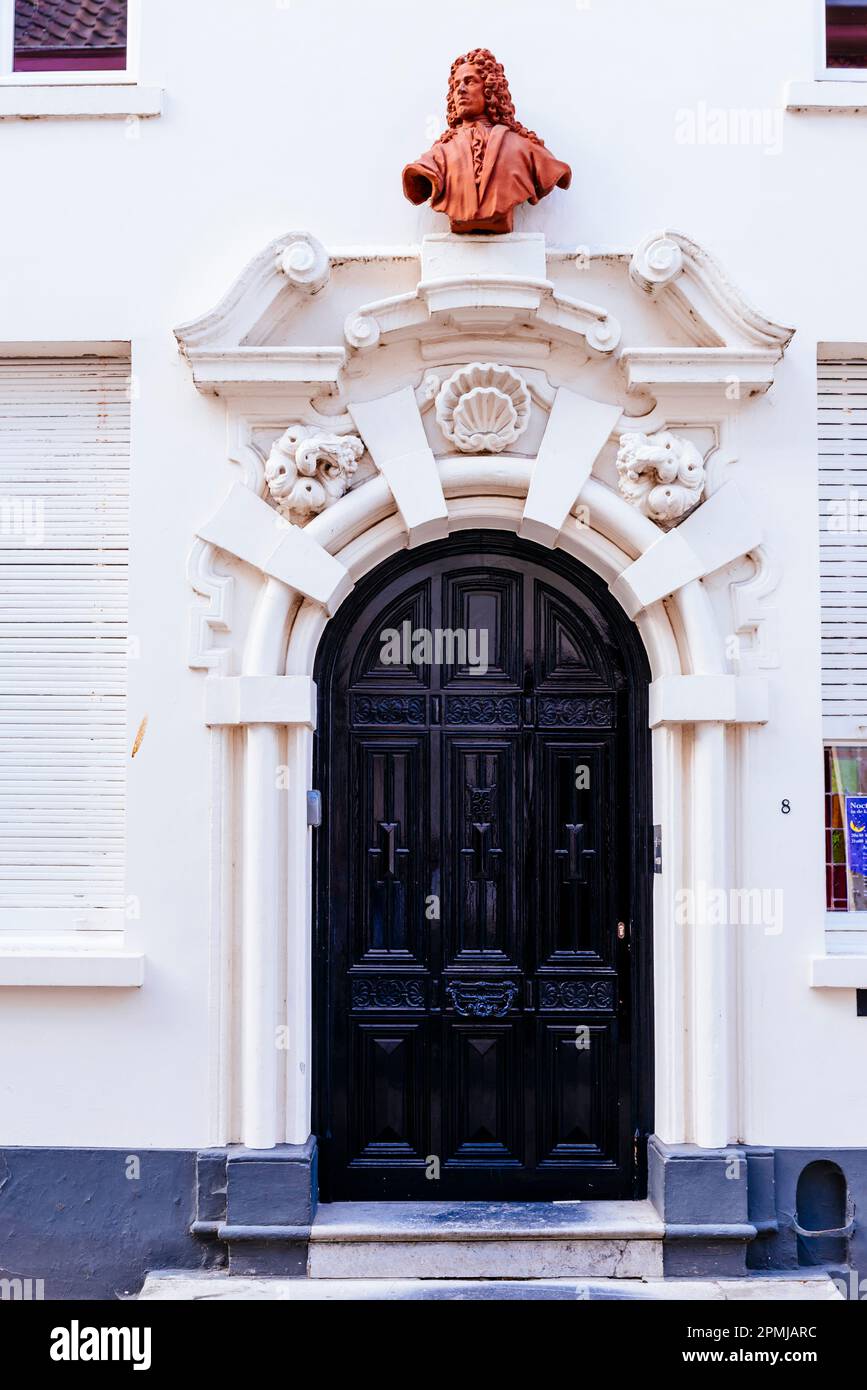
[649,1137,756,1276]
[194,1139,318,1276]
[420,231,548,282]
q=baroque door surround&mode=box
[176,228,792,1267]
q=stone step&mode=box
[307,1199,664,1279]
[140,1273,843,1302]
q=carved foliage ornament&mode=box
[615,430,706,528]
[446,979,519,1017]
[539,979,615,1011]
[265,424,364,524]
[352,977,425,1010]
[436,362,531,453]
[448,696,520,725]
[352,695,426,725]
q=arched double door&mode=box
[314,532,652,1201]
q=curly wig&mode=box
[439,48,543,145]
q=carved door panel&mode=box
[316,534,651,1201]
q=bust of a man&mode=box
[402,48,571,235]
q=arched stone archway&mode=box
[177,228,790,1243]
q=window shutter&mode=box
[818,359,867,738]
[0,357,129,932]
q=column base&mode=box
[649,1136,759,1276]
[194,1137,318,1276]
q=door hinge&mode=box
[306,790,322,828]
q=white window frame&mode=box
[0,342,142,987]
[0,345,131,935]
[0,0,139,86]
[815,0,867,81]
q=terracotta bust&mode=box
[402,48,571,235]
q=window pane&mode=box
[826,2,867,69]
[13,0,127,74]
[825,745,867,910]
[817,359,867,726]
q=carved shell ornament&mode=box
[436,362,531,453]
[265,425,364,524]
[615,429,706,528]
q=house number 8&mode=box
[781,799,791,814]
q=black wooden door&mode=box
[315,532,651,1201]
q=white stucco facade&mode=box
[0,0,865,1169]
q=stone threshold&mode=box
[140,1273,843,1302]
[307,1199,664,1279]
[310,1199,664,1241]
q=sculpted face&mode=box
[453,63,487,122]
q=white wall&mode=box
[0,0,863,1148]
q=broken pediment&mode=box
[174,228,794,409]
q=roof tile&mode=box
[15,0,127,52]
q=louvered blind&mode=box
[819,360,867,735]
[0,358,129,931]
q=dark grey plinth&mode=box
[0,1146,221,1300]
[193,1138,318,1276]
[649,1137,867,1287]
[748,1147,867,1286]
[648,1137,756,1276]
[1,1136,864,1295]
